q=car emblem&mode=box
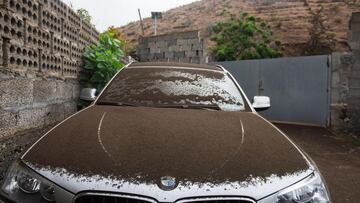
[160,176,177,191]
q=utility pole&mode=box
[151,12,162,36]
[138,9,145,36]
[154,16,157,36]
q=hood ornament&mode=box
[159,176,177,191]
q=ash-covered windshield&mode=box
[97,67,246,111]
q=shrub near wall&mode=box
[0,0,99,138]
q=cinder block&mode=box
[149,47,160,54]
[353,52,360,67]
[44,103,65,125]
[187,38,201,45]
[138,54,149,62]
[165,52,174,58]
[192,43,203,50]
[72,82,80,99]
[331,52,344,71]
[64,101,77,118]
[17,107,46,130]
[0,78,33,108]
[153,53,163,59]
[343,106,360,135]
[191,57,201,64]
[185,51,197,57]
[33,79,58,103]
[181,44,191,50]
[168,46,176,52]
[349,76,360,87]
[329,105,345,129]
[351,13,360,23]
[56,80,74,101]
[177,39,188,45]
[157,41,167,47]
[148,42,156,47]
[167,39,177,46]
[331,87,341,103]
[348,88,360,104]
[349,42,360,50]
[354,68,360,77]
[174,51,185,58]
[331,70,340,88]
[0,0,9,8]
[0,109,17,132]
[350,22,360,34]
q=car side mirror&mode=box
[80,88,97,102]
[252,96,271,111]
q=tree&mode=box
[83,31,125,91]
[210,13,283,61]
[302,7,335,55]
[77,8,92,24]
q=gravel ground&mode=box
[0,124,358,203]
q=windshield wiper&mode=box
[96,101,138,107]
[156,104,221,111]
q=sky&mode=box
[64,0,199,32]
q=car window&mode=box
[97,67,246,111]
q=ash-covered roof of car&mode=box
[128,62,223,71]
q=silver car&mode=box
[1,62,331,203]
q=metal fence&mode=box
[219,55,331,126]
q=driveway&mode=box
[275,124,360,203]
[0,124,359,203]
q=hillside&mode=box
[116,0,360,56]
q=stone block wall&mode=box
[0,0,99,138]
[330,12,360,137]
[0,77,79,136]
[137,30,210,64]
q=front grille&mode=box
[181,199,255,203]
[75,195,255,203]
[74,195,154,203]
[186,201,251,203]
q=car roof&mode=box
[128,62,224,71]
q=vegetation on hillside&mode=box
[83,32,125,91]
[302,7,336,55]
[210,13,283,61]
[117,0,355,56]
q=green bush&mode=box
[83,31,125,91]
[210,13,283,61]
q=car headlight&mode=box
[277,172,331,203]
[1,161,56,202]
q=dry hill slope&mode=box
[117,0,360,56]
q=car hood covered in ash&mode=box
[21,105,313,201]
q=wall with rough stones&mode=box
[0,0,99,138]
[137,30,210,64]
[330,12,360,137]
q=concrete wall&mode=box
[137,30,210,64]
[0,0,99,138]
[0,76,79,137]
[330,12,360,137]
